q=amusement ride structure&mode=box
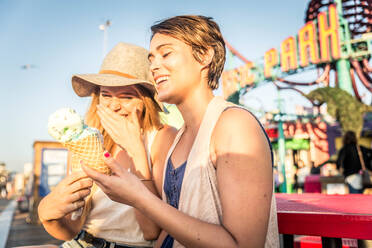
[222,0,372,192]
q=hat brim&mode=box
[72,74,156,96]
[72,74,165,112]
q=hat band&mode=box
[99,70,138,79]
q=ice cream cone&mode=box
[63,132,111,175]
[67,134,105,220]
[48,108,109,221]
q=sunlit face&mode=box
[149,33,204,104]
[99,85,144,117]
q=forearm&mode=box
[134,180,161,240]
[137,192,238,248]
[131,146,152,180]
[38,197,85,240]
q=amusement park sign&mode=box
[222,4,342,87]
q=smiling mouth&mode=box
[155,76,169,85]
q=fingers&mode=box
[64,171,89,186]
[130,108,141,127]
[66,200,85,213]
[97,105,121,125]
[93,180,109,193]
[103,154,124,176]
[97,105,123,141]
[97,109,116,133]
[82,164,110,185]
[67,189,91,203]
[68,178,93,194]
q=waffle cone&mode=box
[63,133,111,175]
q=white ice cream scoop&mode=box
[48,108,84,143]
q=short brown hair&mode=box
[85,85,162,153]
[151,15,226,90]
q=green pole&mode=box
[278,117,287,193]
[334,0,353,94]
[277,93,287,193]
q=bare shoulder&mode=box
[211,107,271,165]
[216,107,260,129]
[213,107,267,144]
[151,125,178,163]
[157,124,178,140]
[212,107,274,247]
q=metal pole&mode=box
[334,0,353,94]
[99,20,111,59]
[278,116,287,193]
[277,92,287,193]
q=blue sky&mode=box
[0,0,362,172]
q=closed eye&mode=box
[118,95,134,99]
[163,52,171,58]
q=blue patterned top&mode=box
[161,158,187,248]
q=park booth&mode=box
[29,141,71,224]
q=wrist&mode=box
[135,185,158,210]
[128,142,146,158]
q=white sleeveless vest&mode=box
[161,96,279,248]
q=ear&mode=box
[200,47,214,68]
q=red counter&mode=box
[276,193,372,247]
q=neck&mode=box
[177,85,214,134]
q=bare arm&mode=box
[211,108,273,246]
[97,106,177,240]
[133,125,177,240]
[145,108,273,247]
[112,141,161,241]
[84,108,273,247]
[134,184,160,240]
[38,171,93,240]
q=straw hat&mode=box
[72,42,163,110]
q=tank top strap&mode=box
[186,96,233,171]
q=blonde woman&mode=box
[38,43,177,248]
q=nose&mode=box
[109,98,121,112]
[149,57,160,74]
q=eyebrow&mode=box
[118,92,137,96]
[148,43,173,60]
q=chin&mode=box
[157,92,177,105]
[157,94,171,104]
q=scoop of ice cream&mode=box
[48,108,84,142]
[71,126,103,142]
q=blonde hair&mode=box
[85,86,162,153]
[151,15,226,90]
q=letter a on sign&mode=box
[298,22,319,67]
[264,48,278,78]
[281,36,298,72]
